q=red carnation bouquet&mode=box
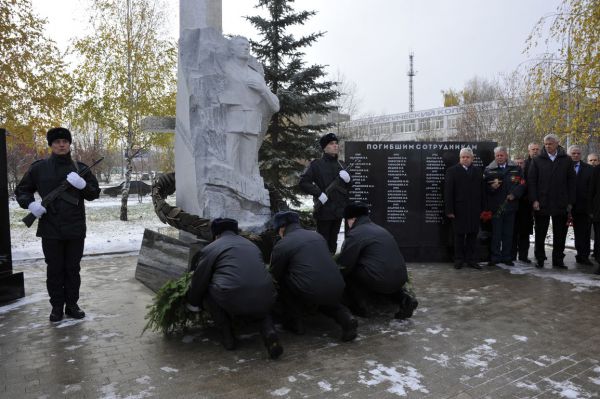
[480,210,493,222]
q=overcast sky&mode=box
[32,0,561,118]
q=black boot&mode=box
[395,291,419,320]
[260,317,283,360]
[221,324,236,350]
[335,307,358,342]
[65,304,85,319]
[49,305,64,322]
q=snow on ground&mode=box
[496,262,600,292]
[9,195,168,261]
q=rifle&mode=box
[22,157,104,228]
[313,160,357,216]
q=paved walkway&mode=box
[1,250,600,399]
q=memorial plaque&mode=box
[346,141,496,262]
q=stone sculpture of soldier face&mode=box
[229,36,250,60]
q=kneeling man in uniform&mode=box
[187,218,283,359]
[270,211,357,342]
[338,202,418,319]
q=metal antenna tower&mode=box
[408,52,416,112]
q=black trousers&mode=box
[512,209,533,260]
[453,232,477,264]
[572,212,591,258]
[41,238,85,308]
[204,295,276,341]
[534,213,568,263]
[344,273,405,309]
[317,219,343,254]
[277,281,350,326]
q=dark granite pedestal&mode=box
[135,228,208,292]
[0,128,25,304]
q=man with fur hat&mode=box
[299,132,351,254]
[186,218,283,359]
[338,202,418,319]
[528,134,576,269]
[15,127,101,322]
[270,211,357,342]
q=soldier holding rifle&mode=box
[15,127,101,322]
[299,133,351,254]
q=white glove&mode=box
[339,170,350,183]
[67,172,86,190]
[186,303,200,312]
[318,192,328,204]
[28,201,46,218]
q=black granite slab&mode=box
[135,228,208,292]
[346,141,496,262]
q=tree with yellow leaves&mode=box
[525,0,599,147]
[71,0,176,221]
[0,0,72,181]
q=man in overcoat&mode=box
[269,211,357,342]
[587,153,599,265]
[186,218,282,359]
[568,145,594,265]
[337,202,417,319]
[444,147,483,269]
[588,158,600,271]
[528,134,576,269]
[15,127,101,322]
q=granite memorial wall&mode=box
[345,141,496,262]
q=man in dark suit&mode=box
[528,134,576,269]
[444,147,483,270]
[568,145,594,265]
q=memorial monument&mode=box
[345,141,496,262]
[136,0,280,291]
[175,0,278,232]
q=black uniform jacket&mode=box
[528,147,576,215]
[444,163,483,234]
[270,223,345,305]
[589,166,600,221]
[483,160,525,213]
[573,161,593,214]
[299,153,351,220]
[187,231,276,316]
[15,153,100,239]
[338,216,408,294]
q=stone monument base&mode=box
[135,228,208,293]
[0,272,25,304]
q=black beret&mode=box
[343,202,369,219]
[319,132,338,149]
[272,211,300,230]
[210,218,238,236]
[46,127,72,146]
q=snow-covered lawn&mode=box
[9,195,169,261]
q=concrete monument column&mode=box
[175,0,277,232]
